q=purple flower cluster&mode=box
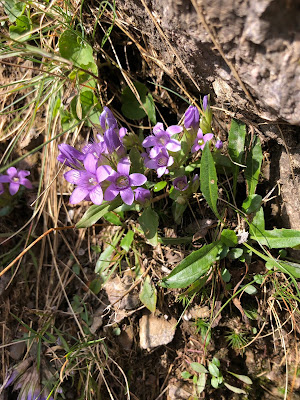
[1,357,54,400]
[58,107,149,206]
[0,167,32,195]
[142,122,182,177]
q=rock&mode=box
[139,313,177,349]
[168,381,192,400]
[184,305,210,321]
[104,275,139,310]
[116,0,300,124]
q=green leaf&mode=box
[243,284,257,295]
[121,82,156,123]
[138,207,159,246]
[221,268,231,283]
[242,194,262,214]
[95,230,123,274]
[9,15,32,42]
[76,198,122,228]
[59,30,97,72]
[221,229,238,247]
[89,278,102,294]
[208,362,220,378]
[181,371,192,380]
[245,136,263,196]
[266,260,300,278]
[196,373,206,395]
[172,202,188,225]
[129,147,145,174]
[227,371,253,385]
[200,142,220,219]
[190,363,208,374]
[139,276,157,313]
[212,357,220,367]
[227,248,244,260]
[153,181,167,192]
[224,382,246,394]
[120,230,134,252]
[161,241,224,289]
[211,376,221,389]
[4,0,26,22]
[228,119,246,196]
[249,206,265,236]
[251,228,300,248]
[103,211,123,226]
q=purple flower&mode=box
[142,122,182,156]
[203,95,208,111]
[191,129,214,153]
[99,106,118,131]
[103,126,125,154]
[64,154,112,205]
[134,187,151,204]
[0,167,32,195]
[184,105,200,129]
[57,144,84,168]
[82,140,107,159]
[104,157,147,205]
[145,147,174,178]
[173,176,188,192]
[215,140,223,149]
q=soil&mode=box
[1,2,300,400]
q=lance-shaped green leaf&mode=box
[228,119,246,196]
[200,142,221,219]
[266,260,300,279]
[242,194,262,214]
[139,276,157,313]
[251,228,300,248]
[249,206,265,236]
[245,135,263,196]
[76,197,122,228]
[138,207,159,246]
[161,241,224,288]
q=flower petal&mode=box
[104,185,119,201]
[117,157,130,175]
[167,155,174,167]
[69,187,88,204]
[129,173,147,186]
[64,170,81,184]
[6,167,17,178]
[90,186,103,205]
[142,135,156,148]
[153,122,164,135]
[9,182,20,195]
[166,139,181,152]
[0,175,11,183]
[204,133,214,142]
[21,178,33,189]
[197,128,204,139]
[166,125,183,135]
[120,187,134,205]
[156,166,166,178]
[83,153,97,174]
[96,165,112,182]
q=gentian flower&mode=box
[184,105,200,129]
[57,144,84,168]
[215,140,223,149]
[64,154,112,205]
[145,147,174,178]
[103,126,125,155]
[173,176,188,192]
[142,122,182,156]
[134,187,151,204]
[99,106,118,131]
[104,157,147,205]
[0,167,32,195]
[191,129,214,153]
[203,95,208,111]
